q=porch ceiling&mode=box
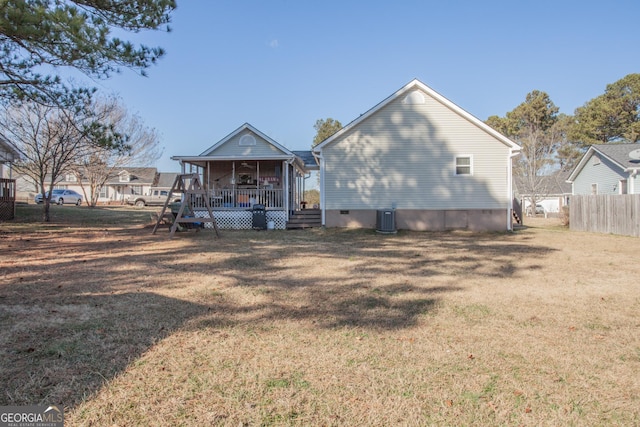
[172,155,293,163]
[171,155,318,172]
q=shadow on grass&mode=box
[0,290,209,407]
[0,213,558,409]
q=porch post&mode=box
[284,160,289,214]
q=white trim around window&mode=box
[454,155,473,176]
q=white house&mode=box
[313,79,521,231]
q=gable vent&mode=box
[239,134,256,146]
[403,90,425,105]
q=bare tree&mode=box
[487,91,562,210]
[71,97,162,206]
[0,98,123,221]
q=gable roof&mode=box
[105,167,157,185]
[313,79,520,152]
[156,172,179,188]
[515,169,572,196]
[199,123,293,157]
[567,143,640,182]
[292,150,319,170]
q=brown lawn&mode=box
[1,207,639,426]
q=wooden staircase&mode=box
[286,209,322,229]
[512,197,523,227]
[512,210,522,226]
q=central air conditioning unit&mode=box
[376,209,396,234]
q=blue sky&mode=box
[84,0,640,172]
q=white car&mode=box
[526,203,545,216]
[35,189,83,206]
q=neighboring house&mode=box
[515,170,572,216]
[15,167,162,204]
[172,123,316,229]
[0,138,20,179]
[567,144,640,195]
[313,79,521,231]
[102,167,158,203]
[154,172,180,190]
[0,139,19,220]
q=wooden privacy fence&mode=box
[570,194,640,237]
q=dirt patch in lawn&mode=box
[1,211,639,425]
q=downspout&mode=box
[302,173,307,204]
[508,149,520,231]
[284,158,295,216]
[285,157,298,214]
[317,151,325,226]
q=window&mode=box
[119,173,130,183]
[455,156,472,175]
[131,185,143,195]
[619,179,628,194]
[66,174,77,182]
[99,186,109,198]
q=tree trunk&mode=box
[42,200,51,222]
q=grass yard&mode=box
[1,205,639,426]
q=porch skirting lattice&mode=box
[194,210,287,229]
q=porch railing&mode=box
[190,188,284,209]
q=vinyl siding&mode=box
[204,131,288,157]
[322,89,511,210]
[572,153,627,195]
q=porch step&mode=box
[287,209,322,229]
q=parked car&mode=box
[125,188,182,207]
[35,189,83,206]
[526,203,545,216]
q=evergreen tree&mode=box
[0,0,176,104]
[312,118,342,147]
[570,74,640,145]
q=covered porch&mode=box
[172,157,315,229]
[175,158,308,210]
[171,123,318,229]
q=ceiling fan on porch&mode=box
[240,162,256,169]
